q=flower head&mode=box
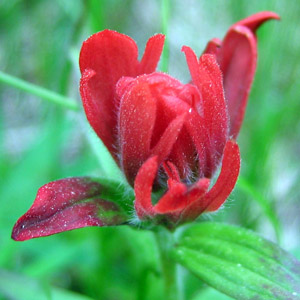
[12,12,279,240]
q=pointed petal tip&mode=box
[181,45,195,55]
[233,11,280,33]
[253,11,280,21]
[151,33,165,41]
[139,33,165,74]
[204,139,240,212]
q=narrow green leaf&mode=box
[0,71,79,111]
[172,222,300,300]
[0,270,93,300]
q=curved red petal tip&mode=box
[134,156,158,219]
[233,11,280,32]
[12,177,125,241]
[181,45,202,87]
[204,140,240,212]
[203,38,222,56]
[178,178,211,221]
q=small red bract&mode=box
[12,12,279,239]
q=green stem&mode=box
[161,0,170,73]
[155,227,181,300]
[0,70,79,111]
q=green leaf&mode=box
[172,222,300,300]
[192,287,233,300]
[0,270,93,300]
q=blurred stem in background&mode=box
[0,71,79,111]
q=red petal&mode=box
[119,79,157,185]
[154,182,187,213]
[154,178,209,214]
[220,26,257,139]
[181,140,240,220]
[182,47,228,175]
[220,12,279,138]
[139,34,165,74]
[151,113,186,164]
[134,156,158,219]
[80,69,117,159]
[79,30,139,154]
[12,178,126,241]
[204,139,240,211]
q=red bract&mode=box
[203,11,280,138]
[12,12,279,240]
[12,178,127,241]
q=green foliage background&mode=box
[0,0,299,299]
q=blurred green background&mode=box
[0,0,299,299]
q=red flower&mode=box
[12,12,279,240]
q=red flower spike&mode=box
[12,178,126,241]
[204,12,280,138]
[13,13,278,239]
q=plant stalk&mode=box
[155,227,182,300]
